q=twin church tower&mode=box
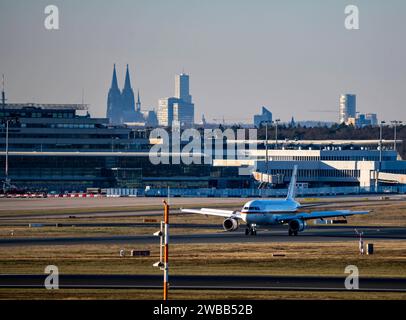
[106,64,144,124]
[107,64,194,127]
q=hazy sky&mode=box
[0,0,405,123]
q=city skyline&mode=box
[1,0,405,123]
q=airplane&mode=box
[181,165,369,236]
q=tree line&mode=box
[255,124,406,159]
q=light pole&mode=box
[274,119,280,150]
[376,120,385,192]
[391,120,402,153]
[5,119,9,181]
[2,119,12,193]
[379,121,385,166]
[265,121,269,178]
[2,117,18,193]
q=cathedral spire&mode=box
[121,64,135,116]
[106,64,122,123]
[111,64,119,90]
[123,64,132,90]
[136,89,141,112]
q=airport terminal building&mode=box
[1,103,406,193]
[0,103,242,191]
[231,145,406,189]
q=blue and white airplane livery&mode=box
[181,166,369,236]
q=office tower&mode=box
[175,73,192,103]
[157,97,178,127]
[339,94,356,124]
[253,107,273,127]
[158,73,195,127]
[365,113,378,126]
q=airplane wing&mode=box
[298,202,330,208]
[181,208,243,219]
[276,210,369,223]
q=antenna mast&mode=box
[1,74,6,109]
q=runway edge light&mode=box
[153,261,164,268]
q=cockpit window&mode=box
[246,206,260,211]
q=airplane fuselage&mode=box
[240,199,300,226]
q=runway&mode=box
[1,274,405,292]
[0,226,405,246]
[0,195,404,220]
[0,197,245,213]
[0,222,220,229]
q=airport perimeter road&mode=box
[0,226,405,246]
[1,274,406,292]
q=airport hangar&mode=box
[1,103,406,192]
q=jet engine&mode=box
[288,219,306,233]
[223,218,239,232]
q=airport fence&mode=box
[4,185,405,198]
[105,185,406,198]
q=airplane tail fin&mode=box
[286,165,298,200]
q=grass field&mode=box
[1,288,406,300]
[0,241,405,277]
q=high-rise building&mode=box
[157,97,178,127]
[175,73,192,103]
[339,94,356,124]
[173,101,194,126]
[365,113,378,126]
[158,73,195,127]
[352,113,378,128]
[253,106,273,127]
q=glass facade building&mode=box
[0,103,245,192]
[339,94,356,124]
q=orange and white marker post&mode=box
[153,200,170,300]
[163,200,169,300]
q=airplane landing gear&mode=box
[245,224,257,236]
[288,229,298,236]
